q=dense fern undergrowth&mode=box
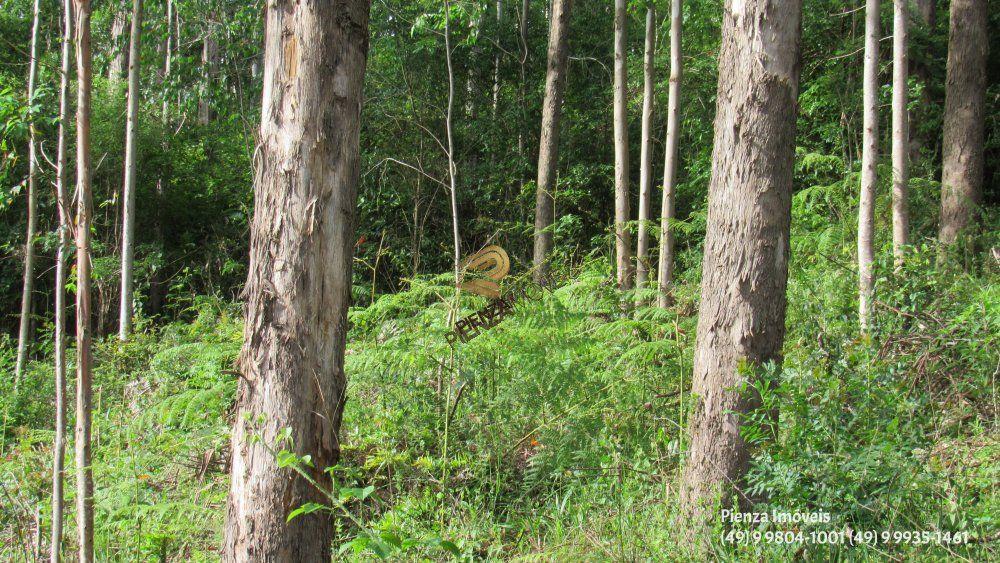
[1,181,997,561]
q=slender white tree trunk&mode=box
[939,0,987,249]
[109,5,127,87]
[680,0,802,532]
[50,1,74,559]
[198,21,218,125]
[858,0,879,330]
[119,0,143,339]
[613,0,633,290]
[492,0,502,117]
[445,0,461,286]
[656,0,681,309]
[74,1,96,561]
[531,0,572,282]
[635,5,656,299]
[891,0,909,265]
[222,0,370,558]
[15,0,41,386]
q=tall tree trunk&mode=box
[162,0,172,117]
[518,0,530,216]
[50,0,74,559]
[15,0,41,386]
[680,0,801,530]
[613,0,633,290]
[915,0,935,26]
[119,0,143,340]
[74,1,96,560]
[492,0,502,117]
[939,0,987,248]
[859,0,879,330]
[531,0,572,282]
[634,4,655,298]
[444,0,461,285]
[222,0,370,559]
[198,23,218,125]
[108,5,127,87]
[891,0,909,265]
[656,0,681,309]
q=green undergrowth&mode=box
[2,216,997,561]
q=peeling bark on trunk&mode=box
[613,0,633,290]
[656,0,681,309]
[74,1,96,560]
[635,5,655,297]
[119,0,143,340]
[859,0,879,330]
[891,0,910,265]
[939,0,987,248]
[50,0,74,559]
[531,0,572,282]
[680,0,802,532]
[222,0,370,560]
[15,0,41,386]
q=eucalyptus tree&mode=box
[680,0,802,531]
[858,0,879,329]
[891,0,909,265]
[50,0,74,558]
[634,2,655,297]
[612,0,632,289]
[223,0,371,558]
[14,0,41,386]
[940,0,988,249]
[656,0,681,309]
[74,0,96,559]
[531,0,572,282]
[119,0,143,339]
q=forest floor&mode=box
[2,232,998,560]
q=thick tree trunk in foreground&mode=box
[680,0,801,530]
[119,0,143,339]
[74,1,96,560]
[635,5,655,296]
[15,0,41,386]
[222,1,370,560]
[939,0,987,248]
[891,0,909,265]
[531,0,572,282]
[613,0,633,289]
[50,0,74,559]
[656,0,681,309]
[858,0,879,330]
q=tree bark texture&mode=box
[635,5,656,296]
[222,0,371,560]
[531,0,572,282]
[119,0,143,339]
[891,0,909,264]
[679,0,802,529]
[939,0,987,247]
[613,0,633,290]
[15,0,41,386]
[859,0,879,330]
[74,1,96,560]
[656,0,681,309]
